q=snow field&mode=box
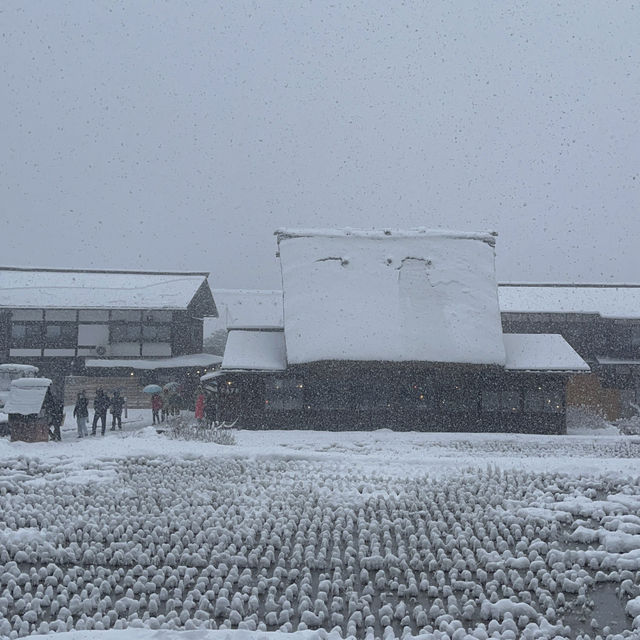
[0,456,639,639]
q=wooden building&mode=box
[0,266,219,399]
[499,283,640,419]
[208,229,588,433]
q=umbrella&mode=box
[163,382,180,391]
[143,384,163,394]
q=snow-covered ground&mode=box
[0,414,639,639]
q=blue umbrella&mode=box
[143,384,163,394]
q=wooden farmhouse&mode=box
[207,229,588,433]
[0,267,219,404]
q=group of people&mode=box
[150,384,217,427]
[73,388,125,438]
[150,388,181,425]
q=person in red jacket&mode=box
[151,393,163,425]
[195,386,205,425]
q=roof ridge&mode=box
[0,266,209,277]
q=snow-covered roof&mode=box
[221,330,287,371]
[85,353,221,370]
[503,334,590,372]
[0,267,217,313]
[212,289,284,329]
[276,228,506,365]
[499,284,640,319]
[3,377,52,415]
[276,227,498,245]
[596,356,640,366]
[0,364,39,374]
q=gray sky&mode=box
[2,1,639,288]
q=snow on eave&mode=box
[503,333,590,372]
[212,288,284,330]
[498,283,640,319]
[221,330,287,371]
[85,353,221,370]
[275,227,498,247]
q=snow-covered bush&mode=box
[163,417,236,445]
[565,404,615,432]
[614,402,640,436]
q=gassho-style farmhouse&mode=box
[3,227,640,434]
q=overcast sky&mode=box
[2,1,639,288]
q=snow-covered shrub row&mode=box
[429,438,640,459]
[161,417,237,445]
[0,456,639,639]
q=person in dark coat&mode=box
[47,394,64,442]
[204,386,218,427]
[91,388,109,436]
[110,390,125,431]
[161,388,170,422]
[73,390,89,438]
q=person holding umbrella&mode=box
[143,384,163,425]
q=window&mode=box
[482,390,521,412]
[501,391,521,412]
[144,310,172,323]
[79,310,109,321]
[45,310,76,321]
[481,391,500,411]
[399,381,434,409]
[265,378,303,410]
[524,390,563,413]
[111,324,141,342]
[112,310,141,322]
[440,388,478,412]
[11,323,42,347]
[142,325,171,341]
[355,381,392,409]
[306,379,354,409]
[12,309,43,321]
[44,324,76,346]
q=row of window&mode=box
[11,309,173,323]
[110,324,171,342]
[263,380,564,413]
[11,322,172,347]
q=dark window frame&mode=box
[44,323,77,348]
[10,322,43,348]
[265,378,304,411]
[482,389,522,413]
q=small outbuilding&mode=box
[3,377,53,442]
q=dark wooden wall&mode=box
[216,363,570,434]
